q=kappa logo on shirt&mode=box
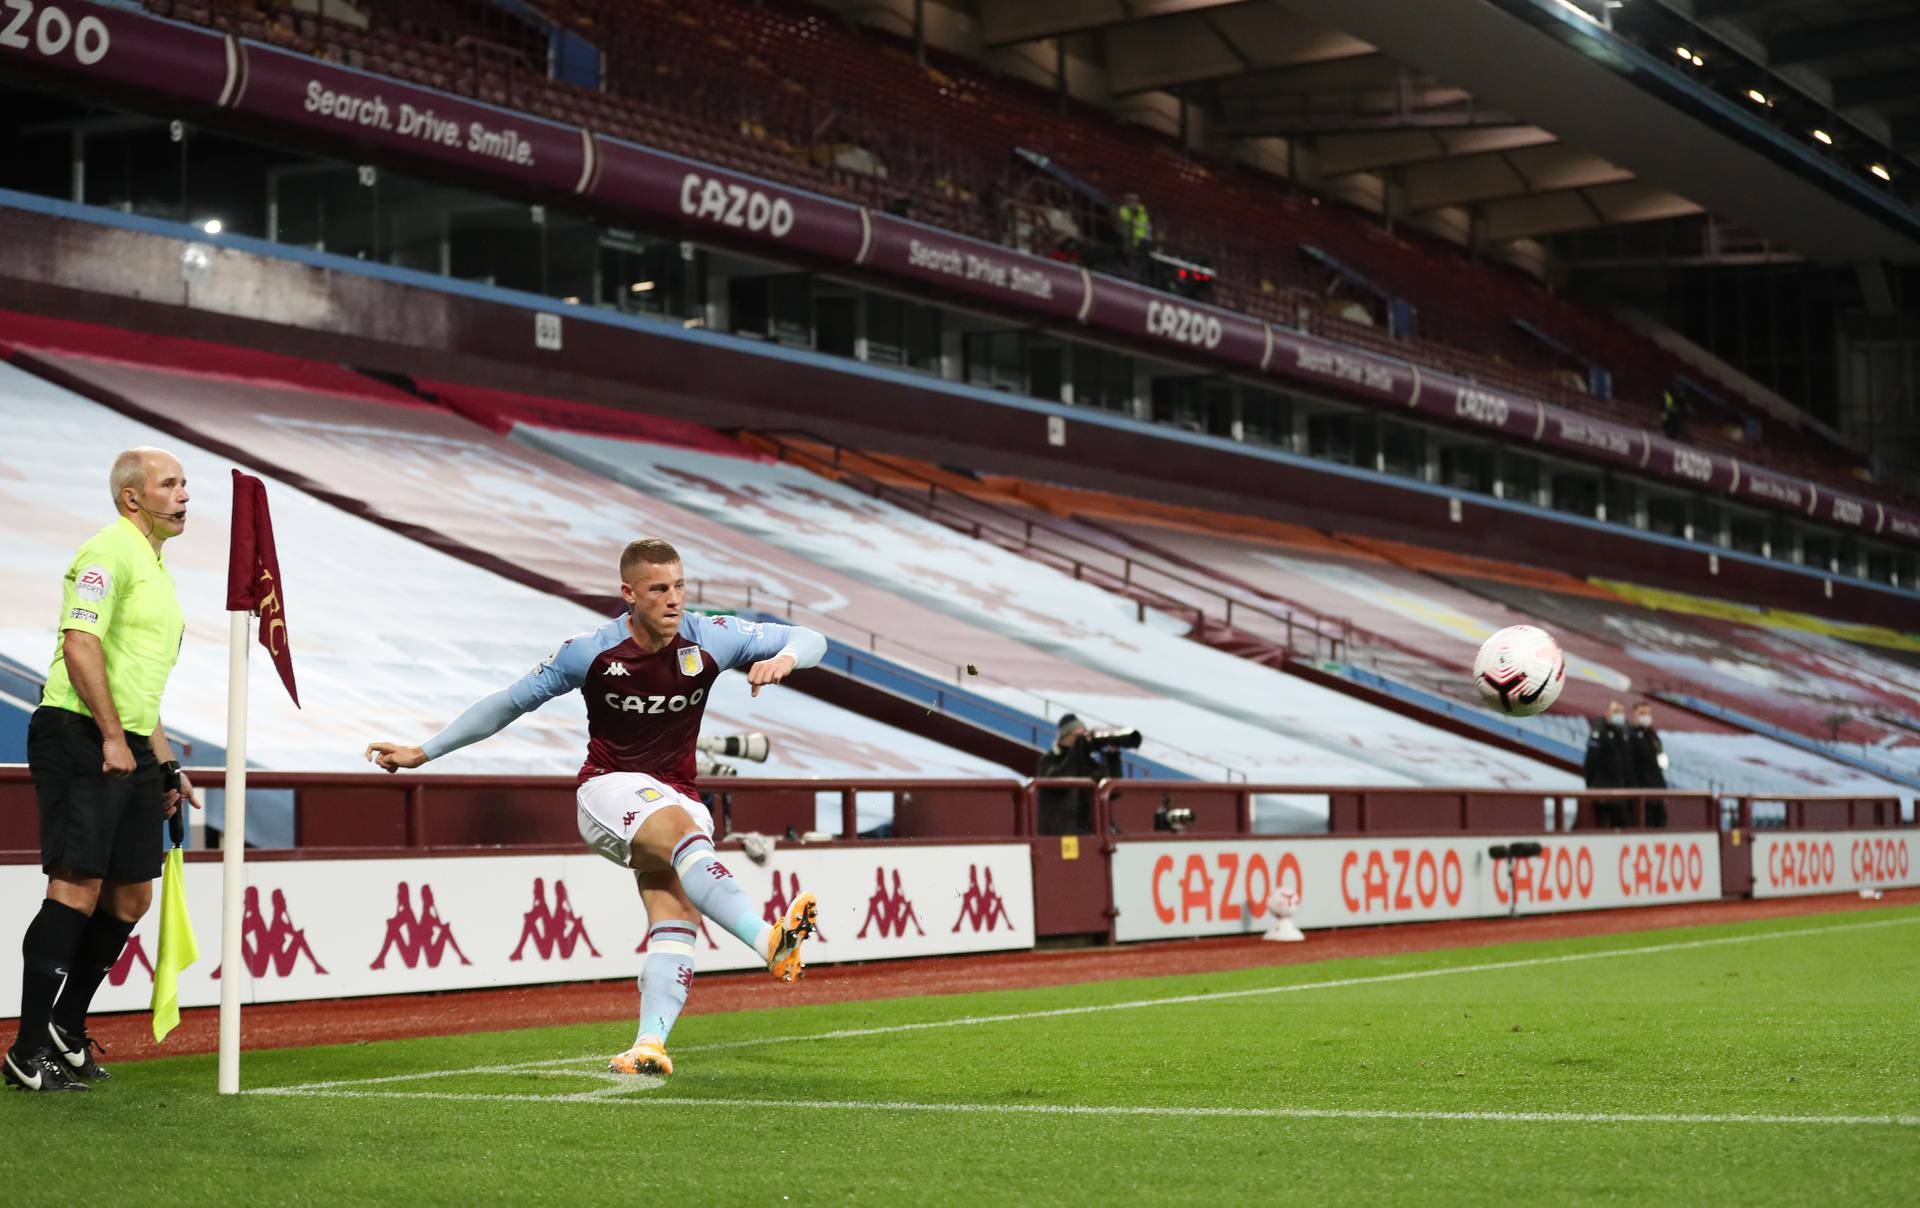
[604,662,630,677]
[75,565,111,602]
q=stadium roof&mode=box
[922,0,1920,262]
[1676,0,1920,152]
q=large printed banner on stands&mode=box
[0,844,1032,1018]
[1750,830,1920,898]
[1110,832,1720,942]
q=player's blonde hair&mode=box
[620,538,682,580]
[109,447,172,512]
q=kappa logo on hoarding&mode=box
[213,888,329,979]
[370,882,472,970]
[107,935,155,987]
[764,871,828,942]
[509,878,601,962]
[857,868,923,939]
[950,864,1014,933]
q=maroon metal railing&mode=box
[1,767,1902,858]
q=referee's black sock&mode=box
[14,900,89,1053]
[52,911,139,1037]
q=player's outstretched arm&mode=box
[363,686,527,773]
[363,627,603,771]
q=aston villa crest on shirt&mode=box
[678,647,703,677]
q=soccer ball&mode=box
[1472,625,1566,717]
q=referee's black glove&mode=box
[163,761,185,847]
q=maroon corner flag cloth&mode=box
[226,470,300,707]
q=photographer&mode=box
[1035,714,1134,834]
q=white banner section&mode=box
[1110,832,1720,942]
[1750,830,1920,898]
[0,843,1034,1018]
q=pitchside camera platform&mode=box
[1472,625,1567,717]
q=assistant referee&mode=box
[6,447,198,1093]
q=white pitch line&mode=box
[253,1059,575,1093]
[247,1087,1920,1128]
[256,913,1919,1094]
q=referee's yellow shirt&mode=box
[40,516,184,738]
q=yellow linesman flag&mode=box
[150,847,199,1042]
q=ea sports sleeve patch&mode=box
[58,548,121,637]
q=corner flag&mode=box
[219,471,299,1092]
[226,470,299,707]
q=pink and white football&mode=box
[1472,625,1566,717]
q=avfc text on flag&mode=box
[226,470,300,706]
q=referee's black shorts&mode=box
[27,706,165,882]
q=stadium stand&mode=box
[746,440,1920,799]
[516,422,1920,803]
[0,311,1190,767]
[0,311,1589,795]
[136,0,1883,500]
[506,424,1590,789]
[522,428,1590,790]
[5,305,1908,803]
[0,358,1027,841]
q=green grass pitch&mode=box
[6,906,1917,1205]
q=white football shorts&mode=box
[576,772,714,868]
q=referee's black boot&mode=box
[47,1022,110,1081]
[2,1045,89,1092]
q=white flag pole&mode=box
[217,610,251,1095]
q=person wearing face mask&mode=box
[1625,703,1669,827]
[1584,699,1632,827]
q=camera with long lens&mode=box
[695,732,770,779]
[698,733,770,762]
[1070,726,1143,781]
[1153,801,1195,833]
